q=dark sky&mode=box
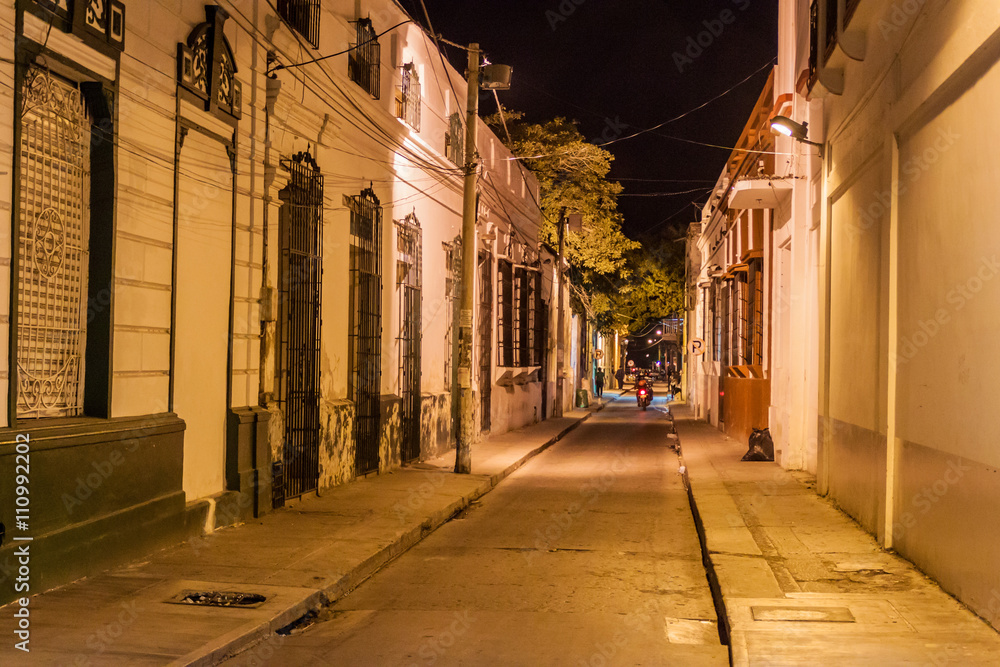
[409,0,779,239]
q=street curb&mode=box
[675,426,734,664]
[194,404,607,666]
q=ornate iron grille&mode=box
[531,271,544,366]
[277,151,323,499]
[349,18,381,99]
[396,214,422,463]
[808,0,818,90]
[446,112,464,165]
[711,281,721,363]
[349,188,383,474]
[824,0,838,59]
[278,0,321,48]
[739,272,750,365]
[514,267,530,367]
[720,280,730,365]
[750,258,764,365]
[846,0,861,24]
[396,63,421,131]
[17,67,90,419]
[478,251,492,433]
[497,259,514,367]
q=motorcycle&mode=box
[636,384,652,411]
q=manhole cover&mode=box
[166,590,268,608]
[751,605,855,623]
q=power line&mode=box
[267,19,413,74]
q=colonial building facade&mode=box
[687,71,778,446]
[689,0,1000,633]
[0,0,572,605]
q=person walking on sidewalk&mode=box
[595,367,605,398]
[615,367,625,390]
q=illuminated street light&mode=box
[769,115,823,155]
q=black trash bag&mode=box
[741,427,774,462]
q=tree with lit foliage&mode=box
[486,110,683,334]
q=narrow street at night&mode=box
[6,1,1000,664]
[223,396,727,666]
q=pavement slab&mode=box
[673,405,1000,666]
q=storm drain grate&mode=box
[166,590,268,608]
[751,606,855,623]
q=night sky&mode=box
[409,0,779,239]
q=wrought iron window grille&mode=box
[16,67,91,418]
[349,18,381,99]
[446,112,465,165]
[531,271,544,367]
[497,258,514,367]
[277,0,320,48]
[478,251,493,432]
[395,213,422,462]
[396,63,421,131]
[348,187,383,474]
[276,150,323,500]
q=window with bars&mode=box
[710,282,720,363]
[718,280,729,365]
[824,0,838,59]
[348,188,383,474]
[446,112,464,165]
[531,271,544,366]
[277,0,320,48]
[514,266,529,366]
[497,259,514,367]
[808,0,819,90]
[738,272,751,365]
[396,63,420,131]
[729,279,740,367]
[16,67,115,419]
[748,258,764,365]
[845,0,861,24]
[349,18,380,99]
[277,151,323,498]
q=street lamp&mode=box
[769,115,823,155]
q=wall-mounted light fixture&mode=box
[770,115,824,156]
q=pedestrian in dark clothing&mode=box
[594,367,605,398]
[615,367,625,390]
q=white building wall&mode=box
[778,0,1000,630]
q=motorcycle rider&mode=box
[633,374,653,405]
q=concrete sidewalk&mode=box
[0,404,607,666]
[672,405,1000,666]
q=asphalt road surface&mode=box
[224,395,727,666]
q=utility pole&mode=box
[455,43,480,474]
[553,207,567,418]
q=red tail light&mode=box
[639,390,646,396]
